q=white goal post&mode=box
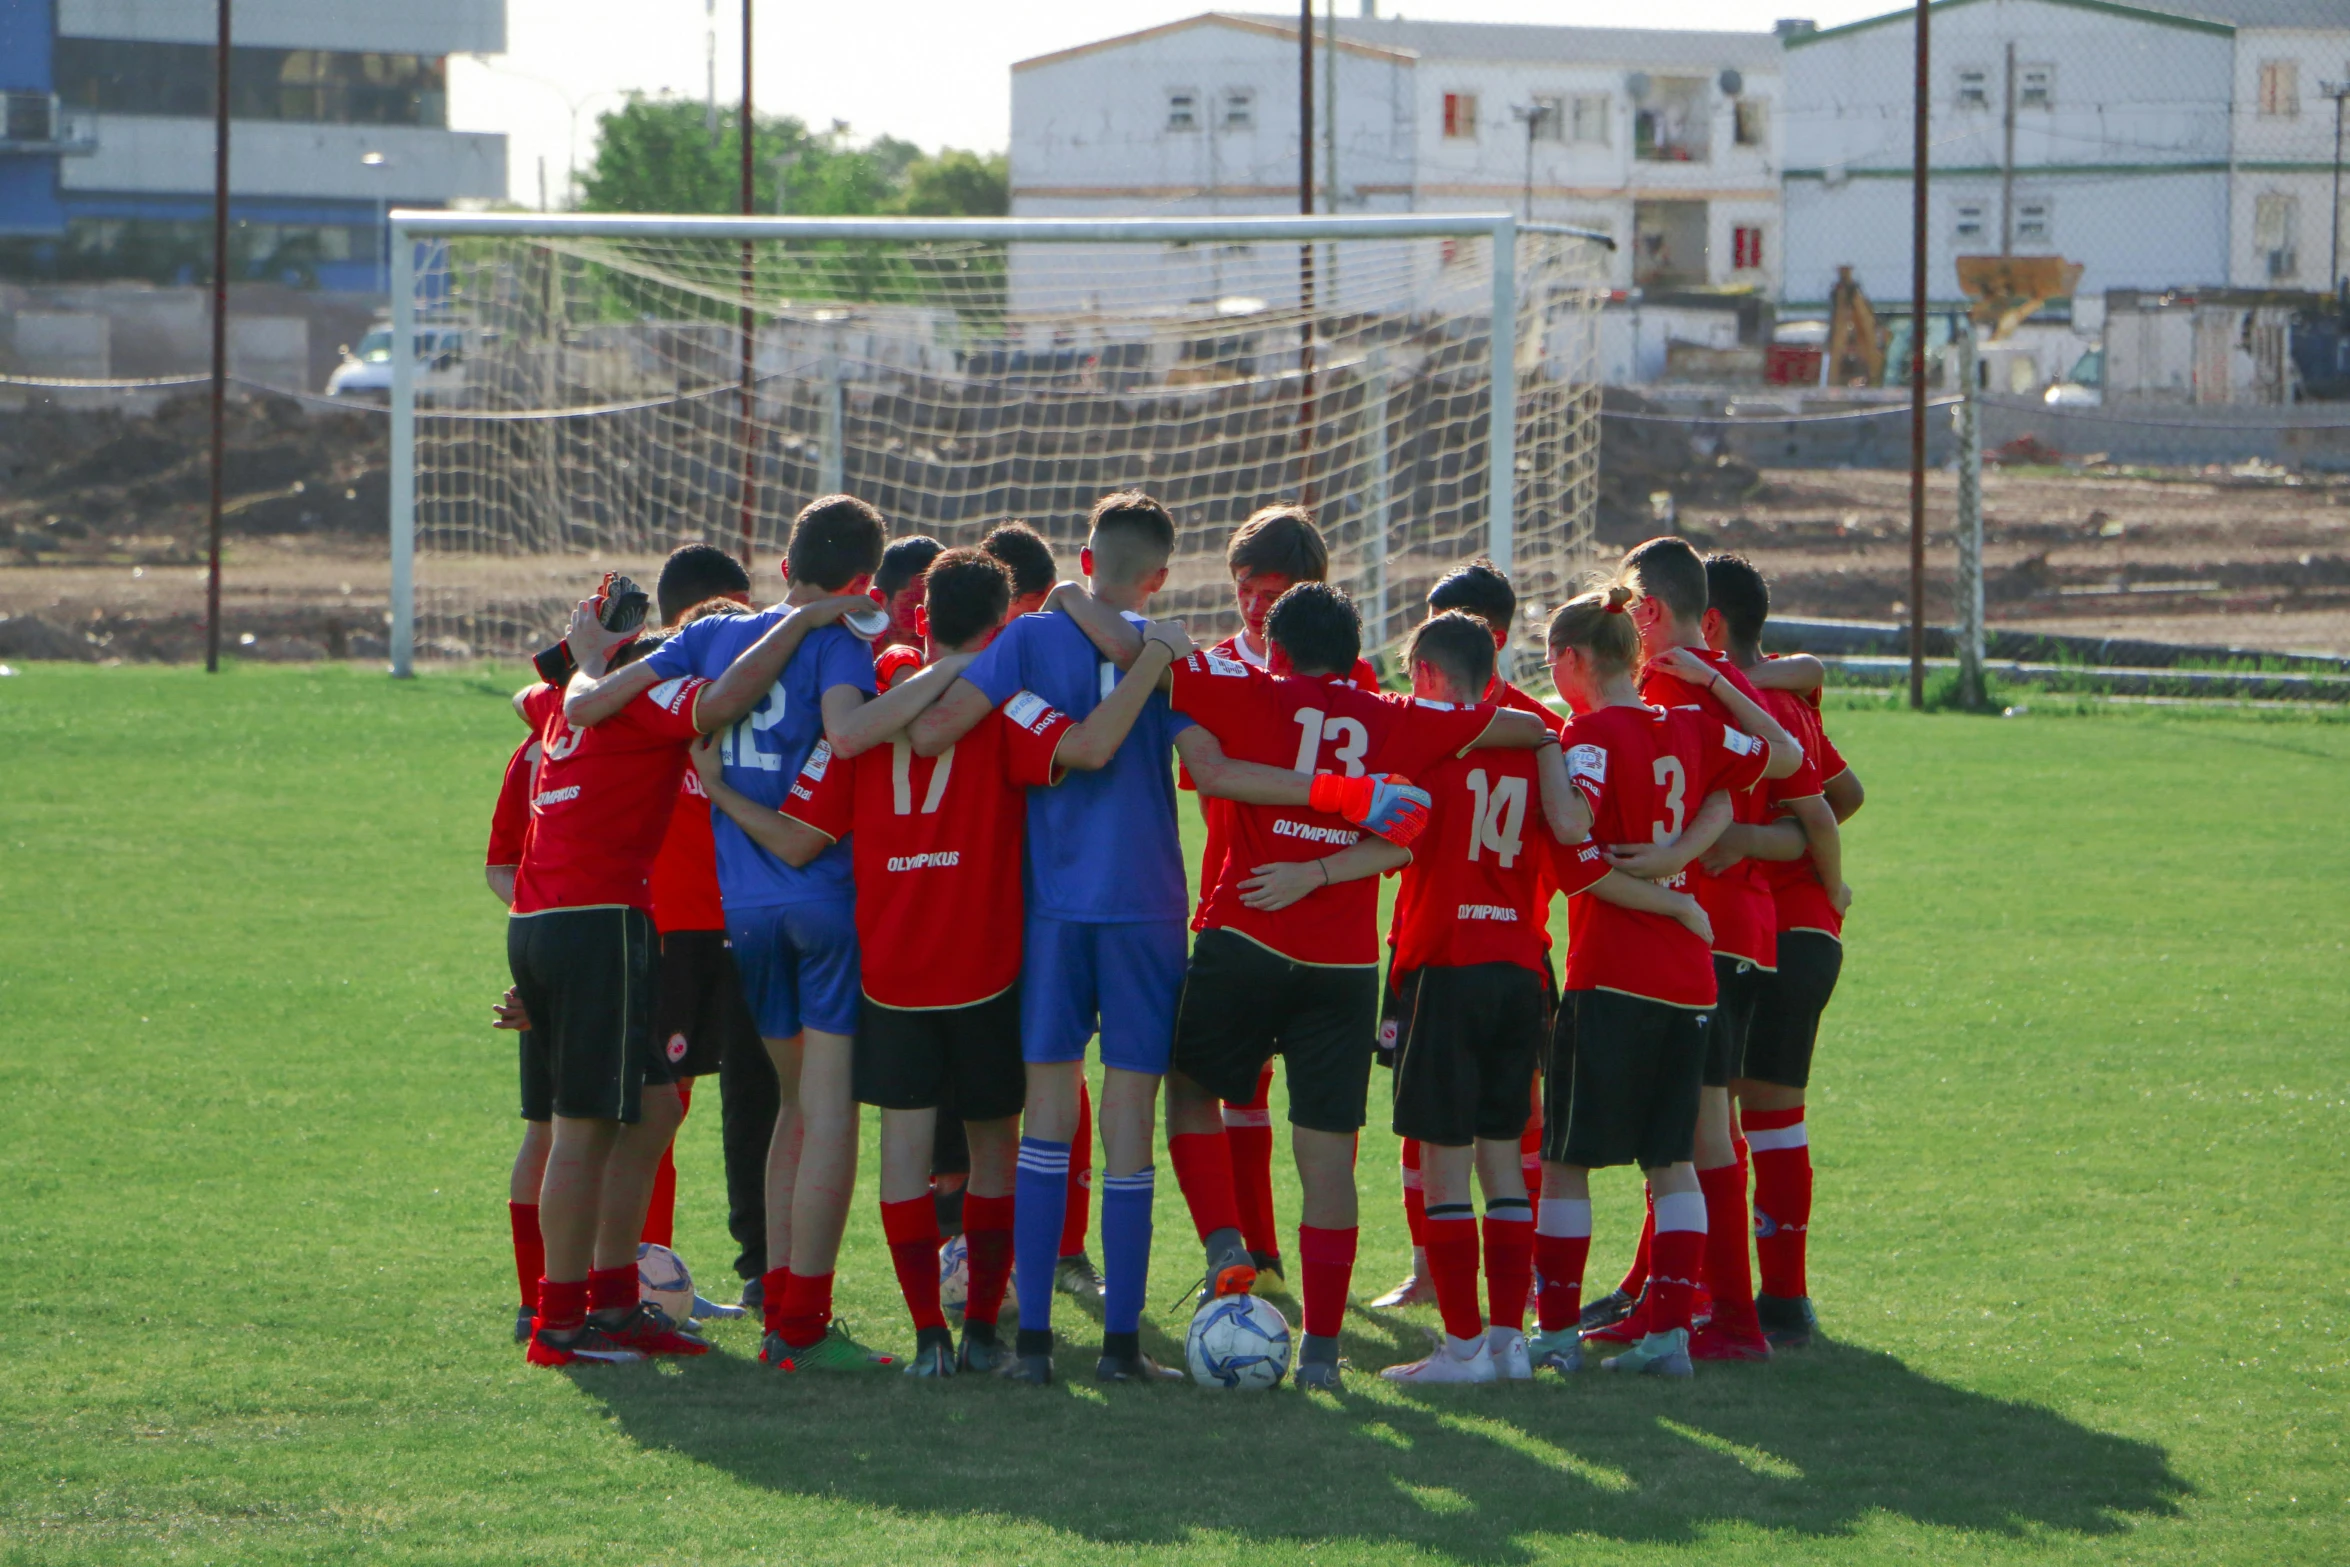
[386,210,1609,677]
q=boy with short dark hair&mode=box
[876,536,946,650]
[981,522,1058,617]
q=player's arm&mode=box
[693,595,868,733]
[689,735,832,868]
[1238,836,1413,912]
[1053,625,1189,772]
[1589,869,1713,945]
[557,593,664,728]
[1048,581,1147,669]
[1604,788,1734,881]
[485,865,517,905]
[825,653,980,759]
[1646,646,1803,779]
[1745,654,1826,694]
[1534,740,1593,845]
[909,677,993,756]
[511,684,541,725]
[1173,725,1314,807]
[1783,793,1851,913]
[1703,817,1808,871]
[1824,766,1865,823]
[1465,707,1555,749]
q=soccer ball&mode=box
[1185,1293,1291,1389]
[636,1242,693,1322]
[938,1234,969,1315]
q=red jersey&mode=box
[1640,646,1781,968]
[648,770,726,934]
[783,690,1074,1009]
[1759,694,1847,939]
[1559,702,1769,1008]
[486,734,540,867]
[1184,634,1381,930]
[510,674,710,916]
[1168,653,1496,966]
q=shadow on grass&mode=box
[577,1307,2186,1558]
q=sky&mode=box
[447,0,1894,208]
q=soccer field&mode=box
[2,664,2344,1565]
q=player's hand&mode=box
[1647,644,1715,688]
[690,731,723,789]
[1308,771,1432,848]
[1143,620,1195,661]
[492,986,532,1032]
[564,595,636,668]
[1830,880,1854,915]
[1605,840,1693,881]
[1665,892,1713,947]
[1697,840,1742,877]
[1239,858,1329,911]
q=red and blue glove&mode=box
[1309,771,1433,849]
[874,643,924,693]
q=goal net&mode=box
[389,213,1607,675]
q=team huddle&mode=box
[485,488,1860,1386]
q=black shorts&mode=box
[654,928,761,1081]
[1390,963,1552,1147]
[1707,955,1768,1089]
[1173,929,1379,1135]
[1741,931,1843,1089]
[853,987,1025,1123]
[509,906,660,1123]
[1543,989,1709,1171]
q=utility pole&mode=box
[705,0,719,140]
[1999,41,2017,254]
[1908,0,1930,709]
[2323,81,2349,294]
[1511,102,1553,220]
[205,0,231,674]
[737,1,757,567]
[1296,0,1317,505]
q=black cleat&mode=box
[1579,1287,1636,1334]
[514,1305,535,1344]
[1002,1353,1054,1385]
[1756,1293,1819,1349]
[1250,1250,1286,1282]
[1096,1349,1185,1383]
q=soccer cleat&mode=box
[690,1292,746,1322]
[596,1302,710,1357]
[1380,1336,1498,1385]
[737,1275,764,1315]
[1755,1293,1819,1349]
[1292,1358,1345,1391]
[513,1305,535,1344]
[1096,1348,1185,1384]
[1001,1352,1055,1385]
[527,1322,647,1367]
[1601,1327,1694,1378]
[1197,1236,1258,1304]
[1054,1252,1105,1306]
[766,1321,897,1372]
[1579,1287,1636,1333]
[1369,1273,1436,1309]
[1250,1250,1287,1283]
[903,1333,957,1379]
[1583,1289,1653,1346]
[1487,1327,1534,1382]
[1689,1322,1772,1362]
[1528,1326,1584,1375]
[956,1322,1009,1375]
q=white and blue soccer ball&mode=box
[938,1234,969,1315]
[636,1242,693,1322]
[1186,1293,1292,1389]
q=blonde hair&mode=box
[1544,583,1640,674]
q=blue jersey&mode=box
[644,611,876,908]
[965,609,1192,924]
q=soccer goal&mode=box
[386,211,1610,677]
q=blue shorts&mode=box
[1020,915,1188,1075]
[727,899,861,1041]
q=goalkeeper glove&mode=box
[874,643,924,693]
[1308,771,1432,848]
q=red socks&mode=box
[587,1264,636,1316]
[1533,1197,1593,1334]
[759,1266,793,1336]
[1424,1208,1483,1342]
[1297,1225,1359,1340]
[507,1201,543,1312]
[1745,1106,1812,1298]
[638,1081,690,1248]
[1649,1190,1708,1335]
[881,1196,946,1333]
[1699,1160,1763,1337]
[776,1269,834,1348]
[1483,1202,1533,1333]
[1224,1063,1280,1259]
[962,1191,1015,1325]
[1400,1139,1428,1248]
[1167,1130,1243,1243]
[535,1276,587,1335]
[1060,1079,1094,1258]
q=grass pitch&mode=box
[1,664,2344,1565]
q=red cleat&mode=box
[596,1303,710,1357]
[526,1321,647,1367]
[1689,1322,1772,1362]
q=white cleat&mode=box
[1486,1326,1533,1381]
[1380,1334,1498,1385]
[1369,1273,1437,1309]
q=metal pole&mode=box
[2331,86,2346,293]
[389,221,417,677]
[737,0,757,564]
[205,0,230,674]
[1999,41,2016,255]
[1488,213,1518,581]
[1955,321,1984,710]
[1908,0,1930,710]
[1296,0,1318,506]
[1367,348,1390,652]
[1322,0,1339,305]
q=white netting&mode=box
[404,220,1606,666]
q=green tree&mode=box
[575,98,1002,217]
[895,149,1009,217]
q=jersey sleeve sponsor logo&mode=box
[533,785,581,807]
[1456,903,1520,921]
[1205,653,1249,678]
[1574,839,1606,865]
[1722,728,1763,756]
[800,739,835,781]
[649,676,702,714]
[1271,817,1360,846]
[1005,690,1055,732]
[885,850,962,872]
[1567,744,1607,785]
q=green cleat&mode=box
[1528,1326,1584,1374]
[768,1320,898,1373]
[1600,1327,1693,1378]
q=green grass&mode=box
[2,663,2344,1565]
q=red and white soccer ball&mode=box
[636,1242,693,1322]
[938,1234,969,1314]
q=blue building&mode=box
[0,0,504,293]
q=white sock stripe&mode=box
[1745,1122,1809,1152]
[1654,1191,1708,1234]
[1017,1151,1071,1175]
[1101,1171,1154,1192]
[1536,1199,1592,1238]
[1400,1168,1424,1192]
[1220,1107,1273,1129]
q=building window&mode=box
[1955,69,1989,110]
[2258,61,2299,118]
[1530,93,1564,141]
[2256,193,2299,279]
[2017,64,2054,109]
[1734,98,1768,146]
[1954,200,1988,246]
[1732,226,1765,270]
[1444,92,1478,139]
[1633,77,1708,162]
[2016,198,2052,246]
[1167,90,1198,132]
[1221,88,1254,130]
[1569,93,1610,144]
[53,37,446,127]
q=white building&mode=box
[2224,1,2350,292]
[1010,11,1785,296]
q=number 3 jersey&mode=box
[780,691,1075,1010]
[1558,702,1770,1008]
[1166,652,1498,967]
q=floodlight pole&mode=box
[205,0,230,674]
[737,0,757,569]
[1907,0,1930,710]
[2323,81,2348,294]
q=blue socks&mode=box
[1101,1167,1154,1339]
[1013,1137,1070,1355]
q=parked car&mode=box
[325,324,470,401]
[2043,344,2103,407]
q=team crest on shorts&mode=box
[666,1032,690,1064]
